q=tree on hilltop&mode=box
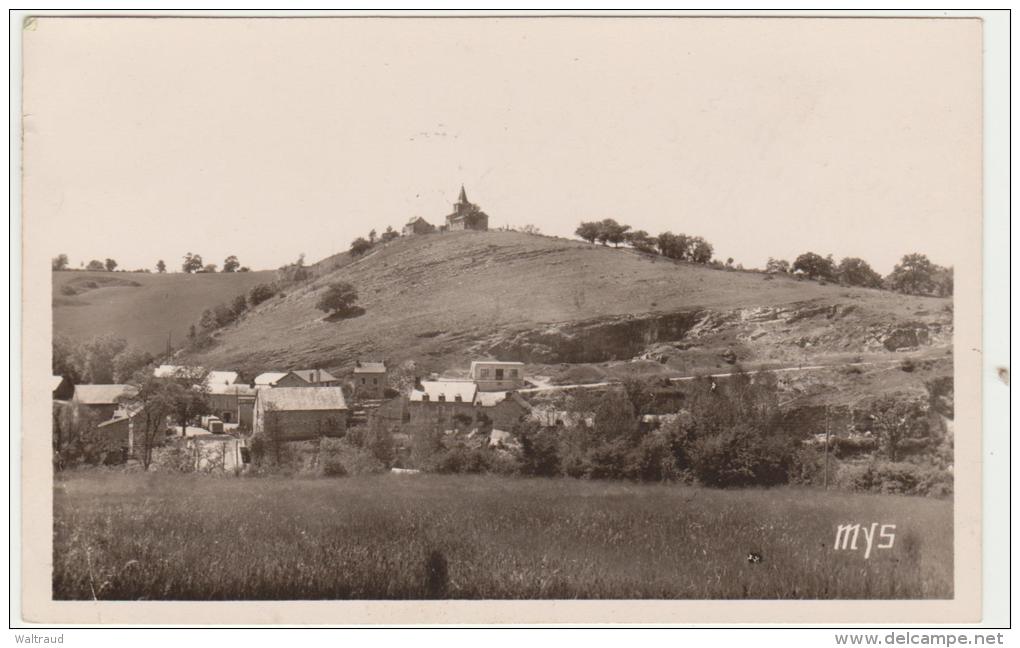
[575,221,600,245]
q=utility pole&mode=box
[166,331,172,363]
[823,405,830,490]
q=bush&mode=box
[319,438,386,477]
[689,423,795,487]
[835,461,952,497]
[248,283,277,306]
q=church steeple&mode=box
[457,185,468,205]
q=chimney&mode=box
[413,375,424,390]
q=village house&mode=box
[353,361,387,399]
[445,185,489,231]
[402,216,436,236]
[406,380,478,428]
[71,384,138,423]
[405,380,532,431]
[253,386,349,440]
[51,374,73,401]
[290,369,341,387]
[470,360,525,391]
[253,371,310,388]
[472,390,532,429]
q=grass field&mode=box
[53,472,952,600]
[52,269,276,354]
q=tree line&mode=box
[52,253,251,274]
[767,252,953,296]
[349,226,400,258]
[574,219,715,264]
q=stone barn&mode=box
[445,186,488,231]
[253,386,349,440]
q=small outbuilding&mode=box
[402,217,436,236]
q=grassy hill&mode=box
[183,231,952,378]
[53,270,276,354]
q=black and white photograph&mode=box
[14,9,1006,629]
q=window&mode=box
[373,378,378,385]
[361,377,366,384]
[454,395,462,402]
[438,394,446,402]
[510,369,518,378]
[495,368,504,380]
[480,368,489,378]
[422,394,430,402]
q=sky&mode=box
[24,16,981,274]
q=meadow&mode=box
[52,472,952,600]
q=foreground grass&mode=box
[53,472,952,600]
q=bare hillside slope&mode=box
[187,231,952,376]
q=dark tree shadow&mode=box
[323,306,366,322]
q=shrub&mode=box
[319,438,386,477]
[248,283,277,306]
[835,461,952,497]
[689,423,795,487]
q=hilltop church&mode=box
[445,186,488,231]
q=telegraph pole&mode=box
[823,405,830,490]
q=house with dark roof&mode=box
[71,384,138,422]
[402,216,436,236]
[253,386,349,440]
[290,369,341,387]
[253,371,309,388]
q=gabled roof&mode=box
[73,384,137,405]
[354,361,386,374]
[257,386,348,411]
[406,216,432,225]
[473,391,509,407]
[409,380,476,403]
[254,372,292,386]
[290,369,338,383]
[206,382,257,396]
[206,371,240,386]
[474,391,532,410]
